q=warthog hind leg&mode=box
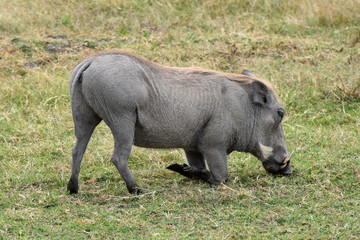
[67,102,101,194]
[109,114,142,194]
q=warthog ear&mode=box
[252,80,269,105]
[241,70,256,78]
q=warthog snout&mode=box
[278,150,294,175]
[262,150,294,175]
[279,150,294,175]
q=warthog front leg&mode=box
[167,150,213,183]
[201,148,228,185]
[185,150,206,170]
[166,149,227,184]
[166,163,213,182]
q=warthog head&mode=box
[243,70,293,175]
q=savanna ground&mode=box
[1,0,360,239]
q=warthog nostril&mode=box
[280,150,294,169]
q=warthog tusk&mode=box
[280,150,294,169]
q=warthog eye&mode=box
[277,109,285,120]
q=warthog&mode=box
[67,52,292,194]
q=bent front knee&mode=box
[208,172,228,185]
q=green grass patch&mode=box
[1,0,359,238]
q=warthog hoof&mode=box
[128,185,142,194]
[67,178,79,194]
[167,163,194,178]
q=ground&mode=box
[0,0,359,239]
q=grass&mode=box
[1,0,360,238]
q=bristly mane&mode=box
[94,51,276,95]
[179,67,276,93]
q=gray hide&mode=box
[67,52,292,194]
